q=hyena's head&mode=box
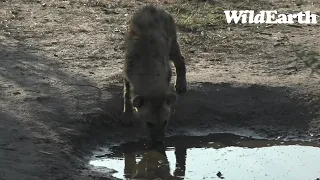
[132,93,177,143]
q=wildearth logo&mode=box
[224,10,318,24]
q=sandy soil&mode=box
[0,0,320,179]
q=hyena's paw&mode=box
[175,78,187,94]
[121,111,134,127]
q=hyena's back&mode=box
[124,5,178,96]
[127,5,177,39]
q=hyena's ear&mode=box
[166,93,177,105]
[132,95,144,108]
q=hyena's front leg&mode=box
[122,78,133,126]
[170,39,187,94]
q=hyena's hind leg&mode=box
[169,37,187,94]
[122,78,134,126]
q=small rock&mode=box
[11,10,18,15]
[41,3,46,7]
[13,91,21,95]
[35,96,49,102]
[209,58,220,61]
[89,71,94,74]
[102,9,118,14]
[217,171,224,179]
[274,42,283,47]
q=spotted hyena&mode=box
[122,4,187,143]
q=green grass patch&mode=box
[165,2,225,31]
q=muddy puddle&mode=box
[89,133,320,180]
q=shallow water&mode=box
[89,133,320,180]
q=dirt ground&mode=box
[1,0,320,179]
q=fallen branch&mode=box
[38,150,54,155]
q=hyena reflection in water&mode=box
[122,4,187,143]
[123,145,186,180]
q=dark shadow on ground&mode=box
[0,42,111,179]
[90,81,315,136]
[0,112,43,180]
[170,82,315,137]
